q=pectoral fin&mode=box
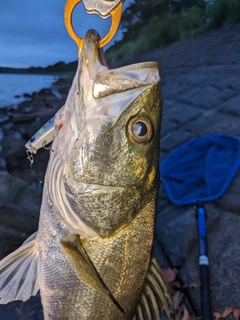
[60,237,105,292]
[61,236,124,313]
[133,257,175,320]
[0,232,39,304]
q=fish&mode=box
[0,29,175,320]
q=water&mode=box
[0,73,58,109]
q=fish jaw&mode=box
[51,29,109,160]
[45,30,109,239]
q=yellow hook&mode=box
[64,0,122,56]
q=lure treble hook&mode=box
[64,0,123,56]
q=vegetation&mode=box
[106,0,240,63]
[206,0,240,28]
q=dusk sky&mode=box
[0,1,127,68]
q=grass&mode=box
[206,0,240,28]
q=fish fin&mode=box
[22,231,38,245]
[61,236,124,313]
[0,234,39,304]
[60,237,105,292]
[135,256,175,320]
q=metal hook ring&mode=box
[64,0,122,56]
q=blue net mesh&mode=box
[160,134,240,205]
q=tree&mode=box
[121,0,206,32]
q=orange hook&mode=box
[64,0,122,56]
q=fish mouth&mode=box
[58,30,160,148]
[81,29,109,77]
[77,29,160,122]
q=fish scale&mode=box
[82,196,156,319]
[37,194,155,319]
[68,187,143,237]
[0,30,174,319]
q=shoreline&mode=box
[0,73,70,111]
[0,75,72,183]
[0,75,73,262]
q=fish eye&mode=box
[128,116,153,144]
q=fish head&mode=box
[50,30,162,238]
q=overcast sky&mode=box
[0,1,126,68]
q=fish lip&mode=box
[82,29,109,76]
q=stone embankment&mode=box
[148,23,240,316]
[0,78,72,259]
[0,23,240,319]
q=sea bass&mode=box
[0,30,174,319]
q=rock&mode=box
[0,294,43,320]
[53,77,70,86]
[7,138,50,184]
[216,171,240,215]
[0,174,43,319]
[0,107,10,123]
[0,171,42,259]
[10,113,36,123]
[178,210,240,314]
[23,93,32,98]
[0,157,6,170]
[0,171,26,201]
[17,100,32,112]
[52,77,72,96]
[38,88,54,96]
[156,193,220,268]
[161,128,195,153]
[12,185,42,214]
[1,106,54,182]
[162,101,203,125]
[1,133,25,158]
[161,120,178,138]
